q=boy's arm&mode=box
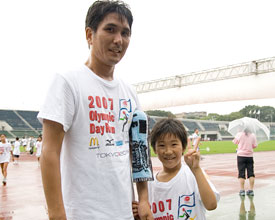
[136,181,153,220]
[41,119,67,220]
[184,149,217,211]
[192,167,217,210]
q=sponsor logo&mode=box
[89,137,99,149]
[96,150,129,158]
[105,139,114,146]
[115,140,123,146]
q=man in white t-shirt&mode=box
[37,1,153,220]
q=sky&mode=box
[1,0,275,114]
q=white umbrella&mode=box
[228,117,270,143]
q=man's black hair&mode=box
[85,0,133,32]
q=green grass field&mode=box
[19,141,275,156]
[19,146,36,152]
[150,140,275,157]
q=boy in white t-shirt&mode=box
[134,119,219,220]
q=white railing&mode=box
[134,57,275,94]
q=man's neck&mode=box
[85,57,115,81]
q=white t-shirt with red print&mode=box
[0,142,11,163]
[38,65,140,220]
[148,163,220,220]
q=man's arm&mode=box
[184,149,217,211]
[136,181,153,220]
[41,119,66,220]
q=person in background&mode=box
[13,137,21,165]
[0,134,12,186]
[22,136,27,151]
[29,136,35,155]
[233,128,257,197]
[188,128,201,151]
[35,135,42,166]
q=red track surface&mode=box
[1,151,274,219]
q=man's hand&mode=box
[132,201,140,219]
[184,149,200,171]
[138,200,153,220]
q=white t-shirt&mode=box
[38,65,140,220]
[0,142,11,163]
[148,163,220,220]
[35,141,42,157]
[22,138,27,146]
[13,140,21,155]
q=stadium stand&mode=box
[151,116,235,141]
[1,109,273,142]
[17,110,42,130]
[0,110,28,130]
[200,122,219,131]
[270,125,275,140]
[148,116,156,131]
[0,109,42,139]
[0,130,14,139]
[182,120,199,132]
[219,130,232,136]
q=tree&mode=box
[240,105,275,122]
[145,110,175,118]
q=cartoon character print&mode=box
[178,192,196,219]
[119,99,132,132]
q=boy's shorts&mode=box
[237,156,255,179]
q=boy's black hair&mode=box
[16,137,19,140]
[85,0,133,32]
[150,118,188,152]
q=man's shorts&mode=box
[237,156,255,179]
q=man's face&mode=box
[90,13,131,67]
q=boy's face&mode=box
[88,12,131,67]
[155,133,183,171]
